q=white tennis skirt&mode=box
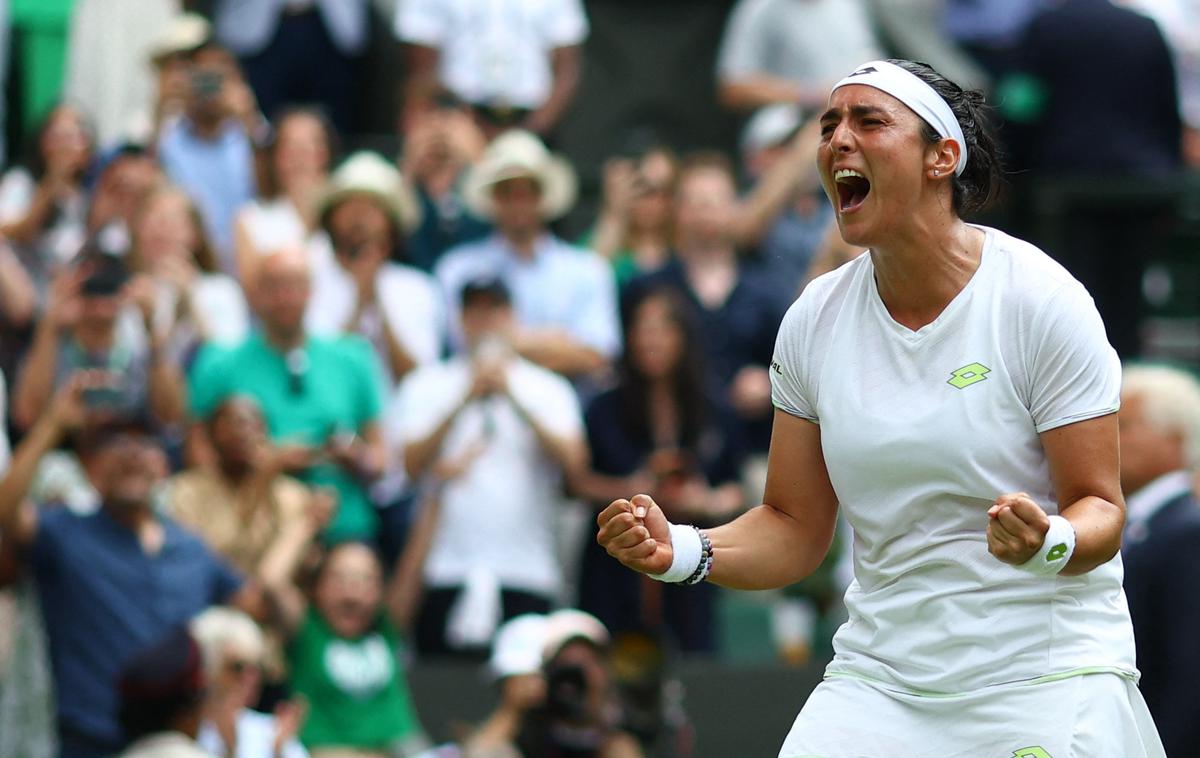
[778,671,1165,758]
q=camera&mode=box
[190,70,224,100]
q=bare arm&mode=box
[511,328,608,377]
[387,490,442,631]
[524,46,582,136]
[717,75,826,113]
[986,414,1124,576]
[505,388,587,478]
[0,242,35,327]
[597,410,839,590]
[731,118,822,248]
[401,44,442,130]
[12,318,63,431]
[0,177,64,244]
[402,400,467,480]
[801,221,862,290]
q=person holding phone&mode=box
[11,248,186,432]
[393,276,587,657]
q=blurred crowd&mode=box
[0,1,1197,757]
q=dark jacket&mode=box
[1122,487,1200,756]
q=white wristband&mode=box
[1017,515,1076,576]
[647,522,703,583]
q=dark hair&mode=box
[617,285,709,449]
[117,627,206,743]
[888,59,1003,217]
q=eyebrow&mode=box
[820,104,891,123]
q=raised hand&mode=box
[986,492,1051,566]
[596,493,673,575]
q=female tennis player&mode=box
[597,59,1165,757]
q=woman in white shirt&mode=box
[0,103,93,290]
[598,59,1165,757]
[233,107,335,289]
[129,184,249,364]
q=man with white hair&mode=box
[1118,363,1200,757]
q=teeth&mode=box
[835,169,865,182]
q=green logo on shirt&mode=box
[1012,748,1052,758]
[947,362,991,389]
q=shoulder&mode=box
[315,333,375,364]
[436,237,495,275]
[780,249,869,330]
[382,263,438,292]
[513,358,578,399]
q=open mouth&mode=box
[834,169,871,213]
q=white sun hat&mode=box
[463,130,578,221]
[316,151,423,236]
[148,14,212,65]
[489,614,550,680]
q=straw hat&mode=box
[463,130,578,221]
[148,13,212,64]
[316,151,423,236]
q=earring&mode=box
[933,170,940,176]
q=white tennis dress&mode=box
[770,226,1164,757]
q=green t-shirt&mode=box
[188,333,385,542]
[288,610,422,750]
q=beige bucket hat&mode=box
[316,151,423,235]
[463,130,578,221]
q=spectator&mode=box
[396,277,586,656]
[166,395,328,582]
[115,627,211,758]
[401,93,491,273]
[739,104,831,301]
[862,0,990,92]
[573,287,743,653]
[129,184,250,364]
[1017,0,1182,358]
[63,0,180,149]
[191,606,309,758]
[307,151,443,386]
[395,0,588,138]
[85,143,163,255]
[268,541,427,757]
[158,37,263,272]
[583,147,679,287]
[0,376,257,758]
[148,14,213,139]
[437,130,620,379]
[625,154,788,491]
[189,247,388,545]
[234,107,336,288]
[715,0,881,113]
[213,0,369,137]
[464,614,551,756]
[1118,364,1200,757]
[514,610,642,758]
[0,104,93,288]
[11,250,186,432]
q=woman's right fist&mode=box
[596,493,673,575]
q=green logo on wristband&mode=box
[1045,543,1068,562]
[1012,747,1053,758]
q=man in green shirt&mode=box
[189,247,387,543]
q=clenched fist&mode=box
[987,492,1051,566]
[596,493,674,575]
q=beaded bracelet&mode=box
[684,528,713,585]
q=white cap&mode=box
[489,614,550,680]
[542,609,610,662]
[740,104,803,154]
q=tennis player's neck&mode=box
[871,221,985,331]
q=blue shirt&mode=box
[435,233,621,359]
[158,119,256,272]
[32,507,243,747]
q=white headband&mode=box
[832,60,968,176]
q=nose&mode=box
[829,119,855,153]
